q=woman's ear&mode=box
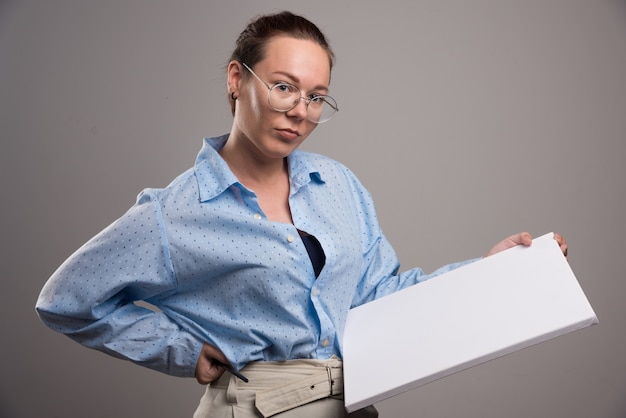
[227,60,244,98]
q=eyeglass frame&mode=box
[240,62,338,124]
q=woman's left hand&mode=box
[485,232,568,258]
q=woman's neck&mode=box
[219,134,293,224]
[219,139,288,189]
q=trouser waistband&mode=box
[212,357,344,417]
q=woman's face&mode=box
[229,36,332,161]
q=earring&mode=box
[231,92,237,101]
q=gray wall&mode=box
[2,1,624,417]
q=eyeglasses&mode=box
[241,62,338,124]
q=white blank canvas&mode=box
[343,233,598,412]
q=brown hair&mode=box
[228,11,335,115]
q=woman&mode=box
[36,11,568,418]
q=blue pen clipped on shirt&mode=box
[214,359,249,382]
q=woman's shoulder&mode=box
[135,166,198,205]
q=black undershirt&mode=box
[298,230,326,278]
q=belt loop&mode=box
[326,366,334,393]
[225,374,238,404]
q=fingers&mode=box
[485,232,533,257]
[195,343,228,385]
[486,232,568,259]
[554,232,568,258]
[195,360,222,385]
[513,232,533,247]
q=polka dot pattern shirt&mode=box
[36,135,472,377]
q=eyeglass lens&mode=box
[268,83,337,123]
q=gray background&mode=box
[1,1,624,417]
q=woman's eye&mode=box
[274,83,295,94]
[309,94,325,103]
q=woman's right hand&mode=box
[194,342,230,385]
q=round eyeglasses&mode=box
[242,62,338,124]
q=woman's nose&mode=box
[285,97,309,120]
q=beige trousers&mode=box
[193,357,377,418]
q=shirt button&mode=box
[287,234,295,243]
[321,339,330,347]
[312,288,319,296]
[253,213,262,220]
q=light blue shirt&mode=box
[36,135,474,377]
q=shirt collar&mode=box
[194,135,325,202]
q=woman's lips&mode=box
[276,128,301,140]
